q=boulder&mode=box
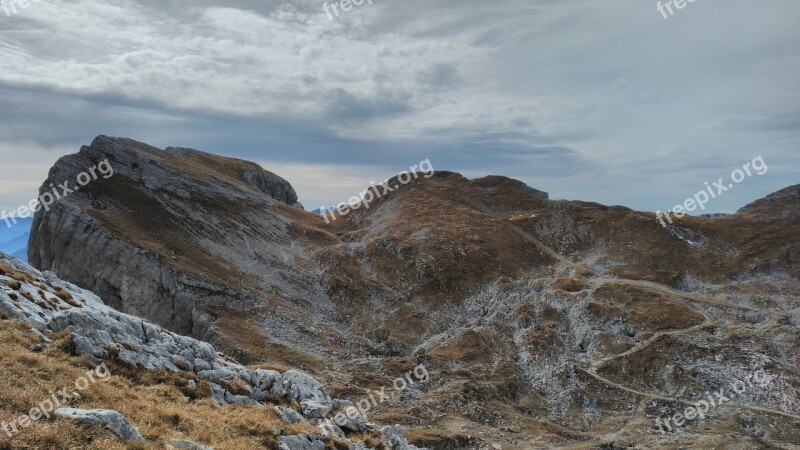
[274,406,306,425]
[54,408,143,442]
[278,433,326,450]
[381,425,428,450]
[300,400,332,419]
[283,370,331,407]
[334,408,375,432]
[168,439,213,450]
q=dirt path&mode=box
[508,220,800,444]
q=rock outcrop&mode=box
[54,408,144,443]
[0,253,426,449]
[28,136,308,337]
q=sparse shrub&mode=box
[5,281,21,290]
[357,433,386,450]
[46,331,76,356]
[67,299,83,308]
[10,271,34,283]
[260,434,280,448]
[183,379,213,400]
[122,342,137,351]
[221,377,251,396]
[35,300,53,311]
[106,343,120,359]
[7,292,17,300]
[325,437,352,450]
[53,288,82,307]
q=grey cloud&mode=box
[0,0,798,213]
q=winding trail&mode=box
[503,220,800,445]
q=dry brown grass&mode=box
[9,271,35,284]
[220,378,251,397]
[348,431,385,450]
[0,320,338,449]
[0,319,382,449]
[54,289,83,308]
[592,284,705,332]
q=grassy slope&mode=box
[0,319,383,450]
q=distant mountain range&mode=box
[0,217,32,262]
[311,206,336,215]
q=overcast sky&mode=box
[0,0,798,216]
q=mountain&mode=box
[24,136,800,448]
[0,217,32,242]
[311,206,337,215]
[0,217,32,262]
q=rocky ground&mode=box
[0,254,425,449]
[14,136,800,448]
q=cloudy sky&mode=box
[0,0,797,216]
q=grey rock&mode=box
[240,169,303,209]
[283,370,332,407]
[349,444,371,450]
[29,342,48,352]
[254,369,284,400]
[168,439,214,450]
[54,408,143,442]
[278,433,327,450]
[332,398,354,411]
[334,408,375,432]
[224,390,257,405]
[300,400,332,419]
[381,425,428,450]
[197,368,237,385]
[274,406,306,425]
[318,421,345,438]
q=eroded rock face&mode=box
[28,136,309,337]
[0,255,277,403]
